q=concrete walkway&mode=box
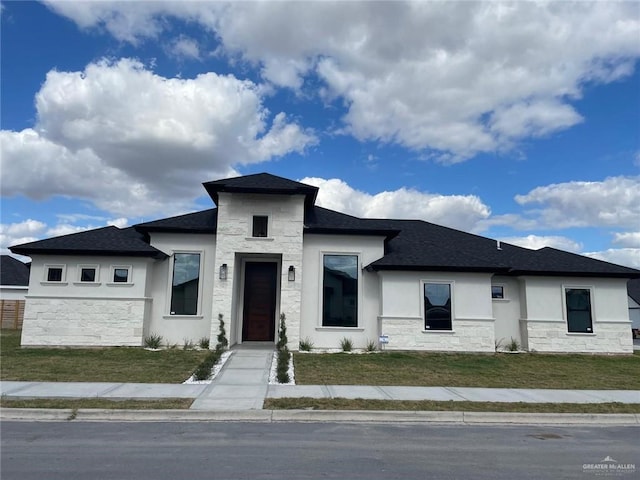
[189,346,273,410]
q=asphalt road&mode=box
[1,421,638,480]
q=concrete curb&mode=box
[2,408,639,425]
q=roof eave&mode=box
[9,247,168,260]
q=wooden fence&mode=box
[0,300,25,329]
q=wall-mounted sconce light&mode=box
[288,265,295,282]
[219,263,228,280]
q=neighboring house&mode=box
[629,279,640,337]
[0,255,30,329]
[10,173,640,353]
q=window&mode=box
[113,267,130,283]
[80,267,97,282]
[170,253,201,315]
[252,215,268,237]
[322,255,358,327]
[491,285,504,299]
[424,283,452,330]
[46,267,63,282]
[565,288,593,333]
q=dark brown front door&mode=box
[242,262,278,342]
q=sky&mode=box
[1,0,639,268]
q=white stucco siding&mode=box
[21,255,154,346]
[300,234,385,349]
[146,233,216,344]
[491,276,522,347]
[0,286,28,300]
[378,271,495,352]
[211,193,305,349]
[520,276,632,353]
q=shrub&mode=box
[299,337,314,352]
[495,338,504,352]
[340,337,353,352]
[216,313,228,351]
[182,338,195,350]
[277,313,288,350]
[276,347,291,384]
[507,338,521,352]
[193,349,222,381]
[143,334,163,349]
[365,339,377,352]
[198,336,210,350]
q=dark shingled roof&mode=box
[1,255,30,286]
[628,278,640,304]
[136,208,217,233]
[203,172,318,209]
[365,219,640,277]
[304,207,400,238]
[10,226,167,259]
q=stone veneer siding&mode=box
[380,317,495,352]
[210,192,304,350]
[21,297,147,346]
[523,320,633,354]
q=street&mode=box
[1,421,638,479]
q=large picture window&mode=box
[565,288,593,333]
[170,253,201,315]
[424,283,452,330]
[322,255,358,327]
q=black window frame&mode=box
[46,267,63,282]
[252,215,269,238]
[424,282,453,331]
[565,288,593,333]
[80,267,97,282]
[170,253,201,316]
[112,267,130,283]
[322,254,358,328]
[491,285,504,299]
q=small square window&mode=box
[113,268,129,283]
[491,285,504,299]
[80,268,96,282]
[252,216,268,237]
[47,267,63,282]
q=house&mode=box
[0,255,30,329]
[629,279,640,338]
[10,173,640,353]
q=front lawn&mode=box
[0,330,209,383]
[293,350,640,390]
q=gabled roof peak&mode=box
[203,172,318,208]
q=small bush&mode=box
[277,313,288,350]
[198,337,210,350]
[276,347,291,384]
[299,337,314,352]
[365,339,377,352]
[182,338,195,350]
[193,349,222,381]
[507,338,521,352]
[495,338,504,352]
[340,337,353,352]
[216,313,228,351]
[143,334,163,349]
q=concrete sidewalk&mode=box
[2,381,639,406]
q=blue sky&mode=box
[1,1,639,267]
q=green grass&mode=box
[264,397,640,414]
[293,350,640,389]
[0,330,209,383]
[0,398,193,409]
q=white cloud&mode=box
[301,177,490,231]
[167,35,201,61]
[514,176,640,229]
[584,248,640,269]
[1,58,316,218]
[499,234,583,253]
[43,1,640,161]
[613,232,640,248]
